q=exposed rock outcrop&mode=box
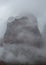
[0,14,45,65]
[4,15,42,48]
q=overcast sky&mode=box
[0,0,46,38]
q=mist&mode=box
[0,0,46,38]
[0,0,46,64]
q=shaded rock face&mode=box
[0,14,45,65]
[4,15,42,47]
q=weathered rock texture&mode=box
[4,15,42,48]
[0,14,45,65]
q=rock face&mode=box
[0,14,46,65]
[3,14,42,48]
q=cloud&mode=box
[0,0,46,37]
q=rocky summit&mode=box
[1,14,45,65]
[4,15,42,48]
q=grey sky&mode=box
[0,0,46,37]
